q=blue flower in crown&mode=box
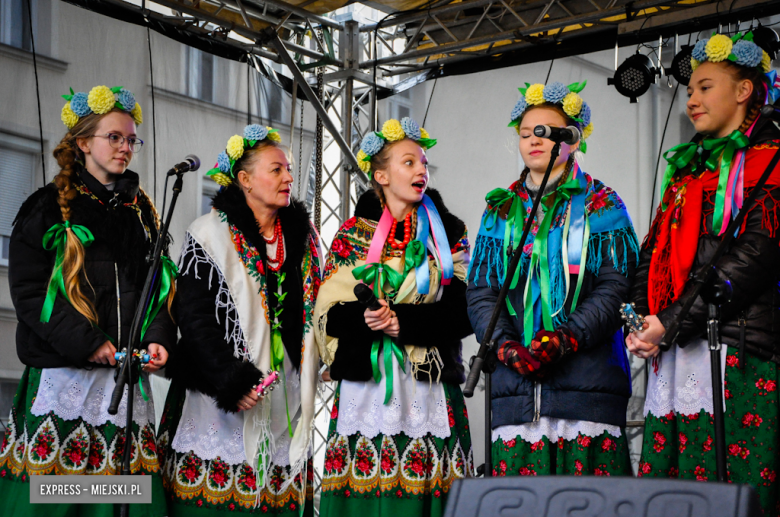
[510,96,527,122]
[217,151,232,174]
[579,102,591,127]
[70,92,91,117]
[400,117,421,141]
[116,89,136,112]
[732,40,763,68]
[692,39,708,62]
[542,82,569,104]
[361,132,384,156]
[244,124,268,141]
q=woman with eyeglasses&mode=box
[0,85,175,516]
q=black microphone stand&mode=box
[107,168,186,517]
[463,141,562,479]
[660,126,780,482]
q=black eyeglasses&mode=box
[93,133,144,152]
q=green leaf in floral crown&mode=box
[418,137,437,149]
[361,153,372,162]
[248,139,257,147]
[269,128,278,134]
[206,167,221,177]
[567,80,587,93]
[110,86,123,93]
[728,54,738,62]
[743,32,754,42]
[572,116,584,124]
[375,131,387,140]
[518,82,531,95]
[62,87,75,101]
[508,119,520,128]
[580,140,588,154]
[114,101,123,109]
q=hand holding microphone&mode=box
[354,283,399,336]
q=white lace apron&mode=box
[337,356,450,439]
[644,337,728,418]
[492,418,622,443]
[30,367,155,428]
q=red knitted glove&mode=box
[497,340,542,375]
[530,328,579,365]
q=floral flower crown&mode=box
[508,80,593,153]
[60,86,142,130]
[691,31,772,73]
[356,117,437,177]
[206,124,282,187]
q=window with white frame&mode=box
[0,134,38,266]
[185,46,216,103]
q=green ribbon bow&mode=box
[371,334,406,405]
[523,176,583,347]
[268,271,294,438]
[483,188,517,231]
[702,130,750,234]
[40,221,95,323]
[660,142,701,209]
[140,255,178,340]
[403,240,427,274]
[352,262,405,298]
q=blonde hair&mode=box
[51,109,174,325]
[368,138,413,208]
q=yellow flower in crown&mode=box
[420,127,430,140]
[226,135,245,161]
[356,150,372,173]
[761,51,771,73]
[61,102,79,129]
[131,103,143,125]
[705,34,733,62]
[382,119,405,142]
[690,58,700,71]
[525,84,545,105]
[562,92,583,118]
[582,123,594,140]
[87,85,116,115]
[267,127,282,143]
[212,173,233,187]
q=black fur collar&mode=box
[211,185,312,267]
[77,165,140,205]
[354,188,466,249]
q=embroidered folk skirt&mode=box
[319,382,473,517]
[158,382,313,516]
[638,350,779,516]
[491,419,632,477]
[0,367,166,516]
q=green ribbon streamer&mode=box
[701,130,750,234]
[483,188,516,231]
[503,196,528,318]
[352,262,405,298]
[40,221,95,323]
[660,142,701,209]
[268,271,293,438]
[370,334,406,405]
[137,366,149,401]
[523,177,583,347]
[140,255,178,340]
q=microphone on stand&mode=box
[533,125,581,145]
[166,154,201,175]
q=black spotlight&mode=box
[752,25,780,60]
[608,53,659,103]
[670,45,694,85]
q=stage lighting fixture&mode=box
[752,25,780,60]
[608,53,659,103]
[670,45,694,85]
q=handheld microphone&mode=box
[167,154,201,176]
[354,283,383,311]
[533,125,581,145]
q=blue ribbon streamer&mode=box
[414,202,431,294]
[421,195,454,284]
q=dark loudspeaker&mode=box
[443,476,762,517]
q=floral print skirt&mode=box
[158,382,313,516]
[319,382,473,517]
[0,367,166,517]
[638,350,779,516]
[491,428,632,477]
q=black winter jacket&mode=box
[165,187,315,413]
[630,117,780,358]
[326,189,474,385]
[9,167,176,368]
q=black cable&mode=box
[648,81,680,230]
[146,27,158,201]
[422,77,437,127]
[544,57,555,85]
[25,0,45,185]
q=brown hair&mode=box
[51,109,173,325]
[723,61,767,134]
